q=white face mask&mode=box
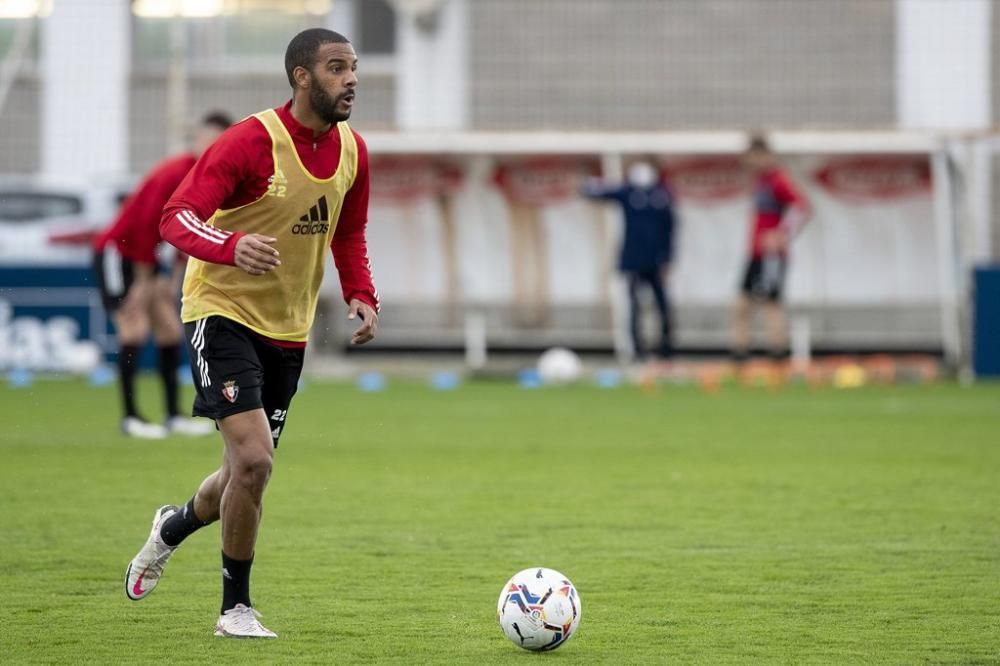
[627,162,658,189]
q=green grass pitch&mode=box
[1,376,999,664]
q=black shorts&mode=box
[741,256,787,302]
[93,246,173,312]
[185,316,304,448]
[93,248,136,312]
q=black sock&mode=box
[158,344,181,418]
[160,498,209,547]
[118,344,141,419]
[221,551,254,613]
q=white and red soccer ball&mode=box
[496,567,581,651]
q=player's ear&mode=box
[293,65,312,90]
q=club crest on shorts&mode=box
[222,380,239,403]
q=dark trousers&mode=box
[626,269,673,359]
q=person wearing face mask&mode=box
[584,159,677,360]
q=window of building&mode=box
[0,0,47,65]
[356,0,395,55]
[0,191,83,222]
[131,0,334,70]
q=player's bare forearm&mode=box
[781,204,811,240]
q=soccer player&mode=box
[583,159,677,360]
[731,134,811,362]
[123,29,379,638]
[93,112,232,439]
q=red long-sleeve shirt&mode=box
[94,153,195,264]
[160,101,378,313]
[749,167,810,258]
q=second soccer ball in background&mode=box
[537,347,583,385]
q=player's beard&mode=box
[311,84,352,124]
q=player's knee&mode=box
[232,449,272,491]
[764,303,785,321]
[117,316,151,344]
[154,332,182,347]
[153,314,182,342]
[733,299,749,319]
[152,308,183,345]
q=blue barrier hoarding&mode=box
[0,266,107,372]
[973,266,1000,378]
[0,265,188,372]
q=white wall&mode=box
[897,0,992,130]
[394,0,468,130]
[42,0,130,181]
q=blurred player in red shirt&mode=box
[732,134,811,363]
[93,112,232,439]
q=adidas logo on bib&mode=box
[292,195,330,235]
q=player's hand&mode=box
[234,234,281,275]
[581,176,603,195]
[761,229,788,254]
[348,299,379,345]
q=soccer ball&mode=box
[496,567,581,651]
[537,347,583,384]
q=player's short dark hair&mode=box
[285,28,351,88]
[747,132,770,153]
[201,111,233,131]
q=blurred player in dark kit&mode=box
[584,158,677,360]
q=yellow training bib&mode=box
[181,110,358,341]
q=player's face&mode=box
[308,42,358,124]
[744,147,774,172]
[192,125,225,157]
[627,161,658,188]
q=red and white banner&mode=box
[661,157,751,203]
[370,156,463,204]
[492,157,600,206]
[356,151,938,309]
[813,156,931,201]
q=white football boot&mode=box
[166,416,214,437]
[214,604,278,639]
[124,505,179,600]
[122,417,168,440]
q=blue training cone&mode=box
[429,371,461,391]
[89,364,116,387]
[594,367,623,389]
[178,365,195,386]
[7,367,34,388]
[517,368,543,389]
[357,372,386,392]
